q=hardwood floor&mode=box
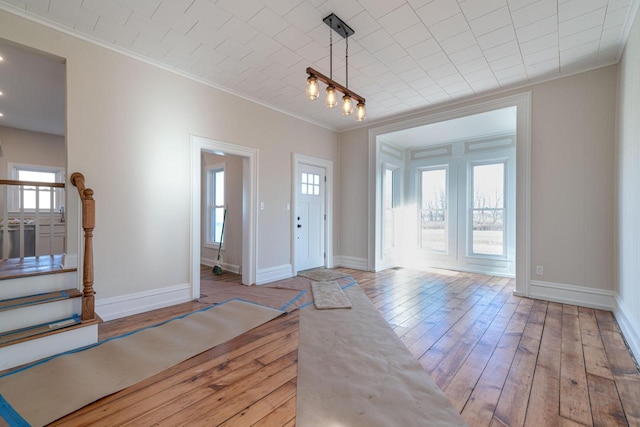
[50,267,640,426]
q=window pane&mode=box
[214,170,224,206]
[314,174,319,185]
[301,173,307,184]
[473,163,504,209]
[472,163,505,255]
[420,169,447,252]
[18,170,56,183]
[301,184,307,195]
[214,207,225,242]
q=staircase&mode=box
[0,173,99,371]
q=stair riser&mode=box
[0,298,81,334]
[0,323,98,371]
[0,272,78,300]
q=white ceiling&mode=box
[0,0,638,133]
[0,38,65,135]
[380,105,517,148]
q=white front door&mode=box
[295,164,325,271]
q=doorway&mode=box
[292,154,333,275]
[368,93,532,294]
[190,136,258,299]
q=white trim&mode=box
[256,264,293,285]
[528,280,617,311]
[615,296,640,362]
[291,154,334,276]
[95,283,191,321]
[200,257,241,274]
[333,255,369,270]
[61,253,77,269]
[190,135,258,298]
[0,323,98,371]
[368,92,532,294]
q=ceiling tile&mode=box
[283,1,325,33]
[357,28,395,53]
[604,6,631,29]
[82,0,131,26]
[378,4,420,35]
[459,0,508,21]
[357,0,406,19]
[515,15,557,42]
[415,0,462,27]
[469,6,512,37]
[558,0,608,22]
[520,32,558,55]
[482,39,520,61]
[489,52,524,70]
[348,11,381,40]
[115,0,159,19]
[217,0,263,21]
[393,22,432,48]
[440,30,478,54]
[511,0,557,29]
[248,7,290,37]
[476,24,516,50]
[274,24,313,51]
[318,0,364,21]
[186,0,231,30]
[506,0,540,11]
[560,26,602,50]
[261,0,303,16]
[151,0,197,34]
[457,57,491,74]
[559,7,605,37]
[430,13,471,41]
[448,45,485,65]
[405,38,443,60]
[522,46,558,65]
[373,43,407,63]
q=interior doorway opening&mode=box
[190,136,258,299]
[368,93,531,293]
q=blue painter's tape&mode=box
[279,290,307,312]
[0,394,30,426]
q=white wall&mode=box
[0,10,340,304]
[341,65,617,297]
[616,8,640,358]
[201,152,242,271]
[0,125,65,178]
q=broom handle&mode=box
[217,208,227,260]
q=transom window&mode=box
[301,172,320,196]
[206,165,225,245]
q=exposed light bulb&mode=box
[306,75,319,100]
[325,85,337,108]
[356,101,366,122]
[342,94,353,116]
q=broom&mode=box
[213,208,227,275]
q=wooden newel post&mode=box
[70,173,96,321]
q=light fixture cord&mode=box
[345,35,349,91]
[329,22,333,80]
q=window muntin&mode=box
[10,164,64,211]
[301,172,320,196]
[206,166,225,245]
[471,162,505,256]
[420,168,447,253]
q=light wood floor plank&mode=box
[40,267,640,427]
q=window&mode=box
[470,162,505,256]
[301,172,320,196]
[206,165,225,245]
[10,164,64,211]
[420,168,447,253]
[383,167,396,252]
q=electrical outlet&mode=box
[536,265,544,275]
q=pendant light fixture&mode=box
[306,14,366,122]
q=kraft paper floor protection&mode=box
[297,284,468,427]
[0,300,283,427]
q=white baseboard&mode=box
[528,280,616,311]
[333,256,368,271]
[615,296,640,362]
[256,264,292,285]
[96,283,192,321]
[200,257,241,274]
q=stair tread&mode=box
[0,288,82,313]
[0,315,82,346]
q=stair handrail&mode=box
[70,172,95,321]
